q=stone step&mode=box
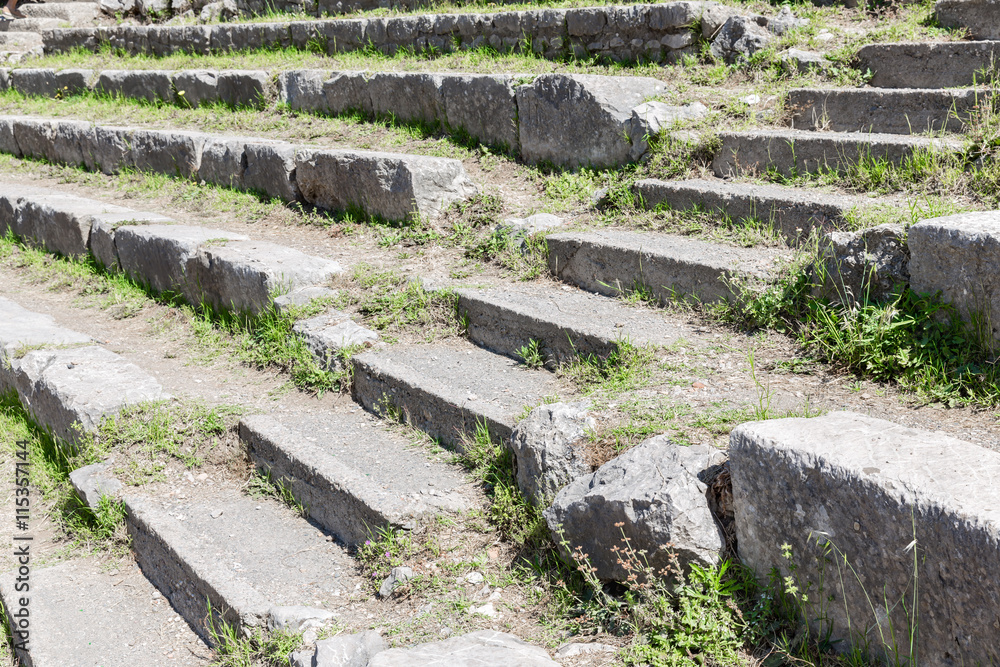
[8,17,68,31]
[43,2,709,62]
[731,411,1000,662]
[351,341,567,449]
[634,177,862,243]
[456,283,693,362]
[0,558,212,666]
[786,87,984,135]
[239,409,474,546]
[712,128,962,178]
[857,41,1000,89]
[1,67,672,168]
[120,481,360,639]
[0,115,476,221]
[20,3,99,21]
[0,295,165,446]
[546,230,788,304]
[936,0,999,40]
[0,185,343,314]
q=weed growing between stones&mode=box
[206,602,303,667]
[0,392,130,556]
[458,421,547,548]
[78,400,244,484]
[561,340,659,395]
[343,264,462,343]
[715,263,1000,406]
[245,468,307,517]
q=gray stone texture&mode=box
[70,461,123,508]
[173,69,220,107]
[352,343,564,449]
[509,401,595,507]
[730,412,1000,665]
[936,0,1000,39]
[13,117,92,168]
[293,311,378,370]
[243,141,301,201]
[368,630,558,666]
[439,73,519,151]
[378,566,413,597]
[544,436,727,581]
[516,74,667,168]
[0,295,92,391]
[710,15,771,64]
[0,558,210,667]
[267,605,335,633]
[634,178,860,244]
[123,485,356,639]
[628,101,708,160]
[198,136,253,190]
[815,224,910,305]
[71,3,709,65]
[456,283,689,362]
[787,87,984,135]
[79,210,176,271]
[294,148,476,221]
[217,69,270,108]
[188,239,342,314]
[130,128,208,179]
[272,285,338,313]
[240,410,471,546]
[13,345,165,445]
[113,223,249,297]
[546,230,784,304]
[13,193,129,259]
[779,48,828,74]
[10,68,91,98]
[856,41,1000,89]
[909,211,1000,346]
[713,129,962,178]
[95,69,175,103]
[313,631,386,667]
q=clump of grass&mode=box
[561,340,658,395]
[0,391,131,555]
[207,603,304,667]
[459,421,547,548]
[79,400,243,484]
[464,228,550,280]
[347,264,461,341]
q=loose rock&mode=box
[544,436,726,581]
[378,566,413,598]
[710,16,772,64]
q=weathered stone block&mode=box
[815,223,909,305]
[439,73,518,151]
[217,70,271,109]
[516,74,667,168]
[14,345,165,445]
[368,631,558,666]
[731,412,1000,664]
[11,68,92,98]
[173,69,219,107]
[130,129,207,178]
[909,211,1000,345]
[15,194,132,259]
[244,142,300,201]
[114,223,249,297]
[294,149,476,221]
[544,436,726,581]
[188,239,342,314]
[95,69,175,103]
[509,401,594,507]
[0,296,92,392]
[936,0,1000,39]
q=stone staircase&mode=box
[0,0,998,665]
[0,0,97,61]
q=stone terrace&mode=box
[0,0,998,665]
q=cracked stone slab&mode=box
[936,0,1000,40]
[10,67,92,98]
[188,239,342,314]
[0,558,212,667]
[69,461,123,507]
[456,283,691,362]
[240,410,473,545]
[731,411,1000,664]
[352,342,567,449]
[546,230,787,304]
[13,193,133,259]
[516,73,667,168]
[634,178,862,245]
[13,345,165,445]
